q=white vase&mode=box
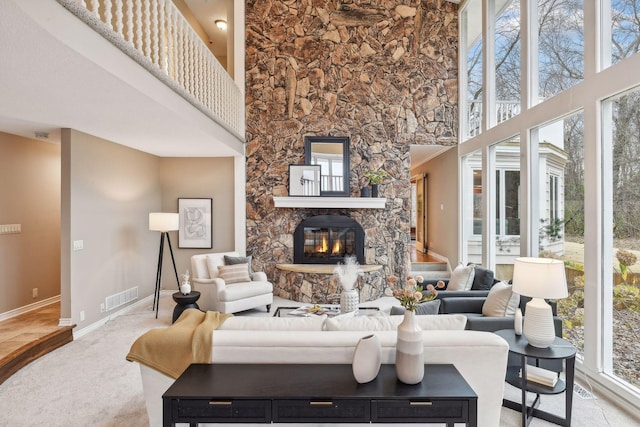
[514,308,523,335]
[180,282,191,295]
[395,310,424,384]
[352,334,381,383]
[340,289,359,313]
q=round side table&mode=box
[172,290,201,323]
[495,329,576,427]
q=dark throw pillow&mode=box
[390,300,441,316]
[224,255,253,280]
[469,264,495,290]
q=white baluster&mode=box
[177,18,184,88]
[151,0,159,66]
[104,0,113,30]
[135,0,142,51]
[125,0,133,45]
[159,0,167,74]
[115,0,123,38]
[144,0,151,59]
[90,0,99,19]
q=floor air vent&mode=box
[105,287,138,311]
[574,383,596,399]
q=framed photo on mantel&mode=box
[289,164,321,196]
[178,198,212,248]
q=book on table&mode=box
[518,365,559,387]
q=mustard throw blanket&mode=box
[126,309,232,379]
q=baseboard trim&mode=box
[72,292,156,340]
[0,295,61,322]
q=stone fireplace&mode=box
[244,1,459,304]
[294,215,365,264]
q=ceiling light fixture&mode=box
[215,20,227,31]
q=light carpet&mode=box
[0,291,638,426]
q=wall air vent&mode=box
[105,286,138,311]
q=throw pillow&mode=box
[482,281,520,317]
[219,315,327,331]
[217,263,251,284]
[446,264,475,291]
[224,255,254,280]
[324,313,466,331]
[389,300,441,316]
[469,264,495,290]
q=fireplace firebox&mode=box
[294,215,365,264]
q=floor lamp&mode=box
[149,213,180,318]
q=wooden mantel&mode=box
[273,196,386,209]
[276,264,383,274]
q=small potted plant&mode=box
[364,170,389,197]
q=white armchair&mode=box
[190,251,273,314]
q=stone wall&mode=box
[245,0,458,303]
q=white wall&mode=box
[412,147,459,265]
[0,132,60,314]
[61,129,161,327]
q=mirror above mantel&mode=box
[305,136,350,197]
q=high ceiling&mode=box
[184,0,228,58]
[0,0,241,157]
[0,1,454,164]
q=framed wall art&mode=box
[178,198,212,248]
[289,164,321,196]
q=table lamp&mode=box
[512,257,567,348]
[149,213,180,318]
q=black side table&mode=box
[495,329,577,427]
[171,291,200,323]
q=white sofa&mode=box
[191,251,273,314]
[138,314,509,427]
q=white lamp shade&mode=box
[512,257,568,299]
[149,213,179,232]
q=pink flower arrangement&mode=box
[387,275,439,312]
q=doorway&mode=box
[411,174,427,253]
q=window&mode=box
[604,87,640,389]
[537,0,584,101]
[463,0,484,138]
[496,1,521,124]
[459,1,640,406]
[549,174,559,223]
[608,0,640,66]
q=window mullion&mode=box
[483,144,497,269]
[521,0,538,109]
[483,0,496,131]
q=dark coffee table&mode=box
[163,363,477,426]
[171,291,200,323]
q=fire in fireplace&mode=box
[294,215,365,264]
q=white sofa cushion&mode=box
[191,251,240,280]
[218,281,273,302]
[324,314,467,331]
[218,315,327,331]
[447,263,476,291]
[205,253,227,278]
[482,281,520,316]
[218,264,251,284]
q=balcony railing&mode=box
[58,0,244,141]
[467,101,521,137]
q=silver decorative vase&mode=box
[340,289,359,314]
[395,310,424,384]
